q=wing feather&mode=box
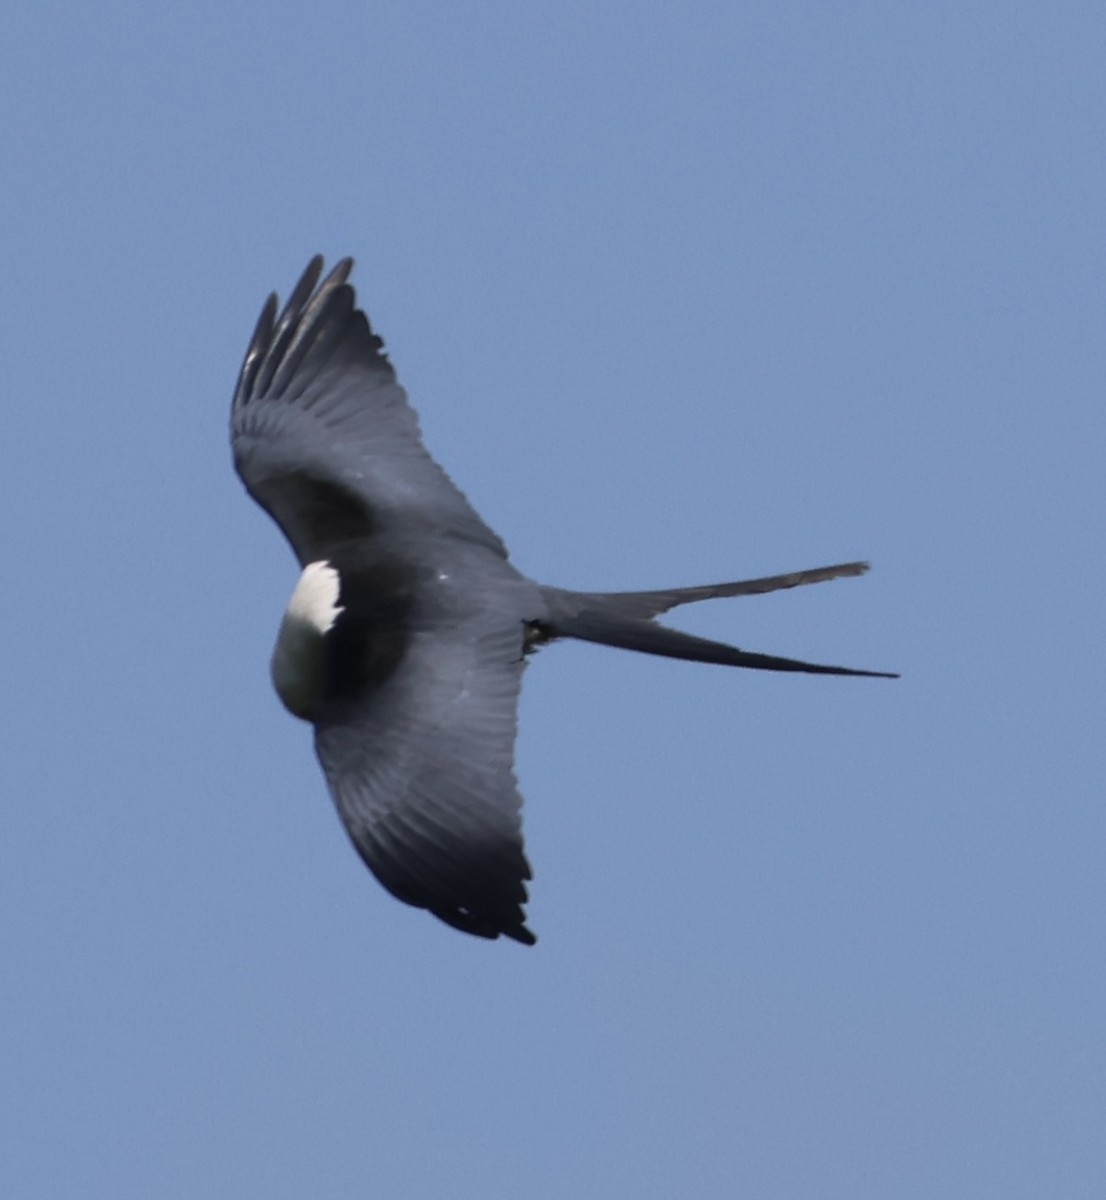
[314,617,535,944]
[231,257,507,564]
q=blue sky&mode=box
[1,3,1103,1197]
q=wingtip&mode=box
[505,924,538,947]
[323,256,355,288]
[232,291,279,411]
[235,255,364,406]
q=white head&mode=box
[270,560,344,720]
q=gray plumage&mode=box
[231,256,896,945]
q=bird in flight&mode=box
[231,256,896,946]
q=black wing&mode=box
[231,256,507,564]
[314,613,535,945]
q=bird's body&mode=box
[232,256,895,945]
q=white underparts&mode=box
[270,560,344,720]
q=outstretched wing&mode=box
[231,256,507,564]
[314,614,535,945]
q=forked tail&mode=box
[538,560,898,679]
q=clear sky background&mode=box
[1,4,1102,1198]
